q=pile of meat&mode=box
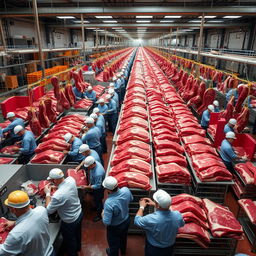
[238,199,256,224]
[31,114,85,164]
[38,180,58,197]
[0,145,20,155]
[0,218,13,244]
[235,162,256,184]
[109,56,152,190]
[67,169,87,187]
[172,194,243,248]
[0,157,15,164]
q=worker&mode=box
[97,98,109,116]
[45,168,83,256]
[213,100,220,112]
[81,156,105,222]
[134,189,184,256]
[200,104,214,129]
[13,125,37,164]
[113,75,121,101]
[85,86,97,102]
[224,118,237,134]
[102,176,133,256]
[119,72,126,103]
[226,87,239,104]
[108,88,119,109]
[219,131,248,173]
[63,133,84,163]
[72,86,85,101]
[3,112,25,144]
[0,190,54,256]
[106,94,118,135]
[93,107,107,153]
[81,117,103,164]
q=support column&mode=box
[169,28,172,49]
[197,13,205,62]
[0,18,7,52]
[32,0,45,77]
[105,29,107,46]
[176,28,179,48]
[81,14,86,60]
[96,28,99,51]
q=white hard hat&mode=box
[102,176,118,190]
[93,108,100,114]
[84,156,95,167]
[208,104,214,112]
[120,72,124,76]
[6,112,15,119]
[79,144,90,153]
[109,82,115,87]
[87,86,93,91]
[85,117,95,124]
[64,132,73,143]
[14,125,24,134]
[153,189,172,209]
[113,76,117,81]
[117,73,121,78]
[106,94,112,100]
[213,100,219,107]
[98,98,105,103]
[229,118,237,126]
[90,113,98,120]
[226,131,236,139]
[47,168,64,180]
[108,89,114,95]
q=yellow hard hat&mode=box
[5,190,30,208]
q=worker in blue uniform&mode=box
[3,112,25,144]
[81,117,103,165]
[102,176,133,256]
[93,107,107,153]
[13,125,37,164]
[0,190,54,256]
[114,74,122,103]
[73,86,85,101]
[106,94,118,135]
[224,119,237,134]
[226,88,239,104]
[119,72,126,103]
[200,104,214,129]
[81,156,105,222]
[108,88,119,111]
[63,133,84,163]
[98,98,109,116]
[75,144,100,167]
[45,168,83,256]
[213,100,220,112]
[134,189,184,256]
[85,86,97,102]
[219,131,248,173]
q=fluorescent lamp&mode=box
[164,16,181,18]
[207,20,224,23]
[199,16,216,18]
[223,16,242,18]
[95,16,113,19]
[136,20,150,23]
[73,20,89,23]
[189,20,201,23]
[136,16,153,18]
[57,16,75,19]
[103,20,117,23]
[160,20,174,23]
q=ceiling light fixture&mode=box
[73,20,90,23]
[95,16,113,19]
[188,20,201,23]
[160,20,174,23]
[199,16,216,18]
[164,16,181,18]
[136,20,151,23]
[103,20,117,23]
[136,16,153,18]
[57,16,75,19]
[223,16,242,18]
[207,20,224,23]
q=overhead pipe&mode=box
[81,14,86,61]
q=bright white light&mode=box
[160,20,174,23]
[199,16,216,18]
[223,16,242,18]
[136,16,153,18]
[189,20,201,23]
[57,16,75,19]
[134,39,143,43]
[103,20,118,23]
[73,20,90,23]
[207,20,224,23]
[164,16,181,18]
[95,16,113,19]
[136,20,151,23]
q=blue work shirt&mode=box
[82,126,101,148]
[134,210,184,248]
[219,139,237,163]
[224,124,234,134]
[20,131,36,155]
[112,92,119,107]
[120,77,125,88]
[200,109,211,128]
[73,87,85,100]
[115,79,122,90]
[96,118,105,135]
[124,69,128,78]
[85,90,97,102]
[47,177,82,223]
[3,118,25,138]
[89,161,105,190]
[88,149,100,163]
[98,104,108,115]
[98,114,105,126]
[214,107,220,112]
[107,99,117,114]
[69,137,84,162]
[226,89,238,103]
[0,207,53,256]
[103,187,133,226]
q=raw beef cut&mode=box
[198,166,232,182]
[121,106,148,120]
[221,96,234,122]
[193,158,226,172]
[0,157,14,164]
[114,140,150,153]
[235,107,249,133]
[119,117,148,132]
[203,198,243,239]
[179,127,206,137]
[181,212,209,230]
[65,83,76,106]
[153,133,180,143]
[155,148,183,157]
[182,135,211,146]
[35,139,70,153]
[154,139,184,153]
[111,147,150,166]
[177,223,210,248]
[28,107,42,137]
[245,161,256,184]
[44,98,57,123]
[59,88,70,110]
[0,218,13,244]
[235,85,249,114]
[197,88,216,115]
[30,150,65,164]
[156,155,187,167]
[185,143,218,156]
[51,76,60,99]
[117,127,150,144]
[238,199,256,224]
[67,169,87,187]
[0,145,20,155]
[113,172,151,190]
[235,163,254,184]
[172,194,203,207]
[73,99,93,110]
[38,180,57,197]
[38,100,51,128]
